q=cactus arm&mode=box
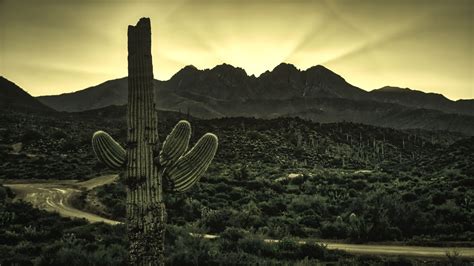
[159,120,191,168]
[92,130,126,169]
[165,133,218,192]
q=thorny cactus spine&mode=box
[91,17,218,265]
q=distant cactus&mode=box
[91,18,218,265]
[347,213,359,240]
[349,213,357,223]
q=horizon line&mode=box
[2,62,471,101]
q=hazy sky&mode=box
[0,0,472,100]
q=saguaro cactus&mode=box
[91,18,218,265]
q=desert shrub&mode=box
[321,221,348,239]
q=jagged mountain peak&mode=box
[305,64,331,72]
[183,64,198,70]
[212,63,245,72]
[170,65,199,79]
[304,65,344,82]
[210,63,248,78]
[305,65,341,78]
[272,62,299,72]
[170,63,250,84]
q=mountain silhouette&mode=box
[0,76,54,113]
[370,86,473,116]
[29,63,474,135]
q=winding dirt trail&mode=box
[4,175,474,259]
[5,175,120,225]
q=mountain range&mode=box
[1,64,473,135]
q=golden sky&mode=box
[1,0,472,100]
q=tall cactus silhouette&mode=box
[91,18,218,265]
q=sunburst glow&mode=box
[0,0,472,100]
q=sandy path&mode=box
[5,175,120,225]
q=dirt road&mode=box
[5,175,120,225]
[324,242,473,258]
[263,239,474,259]
[4,175,474,259]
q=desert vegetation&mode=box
[1,107,473,264]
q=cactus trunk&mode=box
[127,18,164,265]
